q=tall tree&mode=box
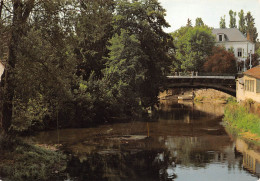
[229,10,237,28]
[195,17,204,27]
[1,0,35,133]
[245,11,258,43]
[220,15,226,28]
[172,26,215,72]
[112,0,174,108]
[186,18,192,27]
[75,0,115,80]
[238,9,246,35]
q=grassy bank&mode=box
[223,100,260,142]
[0,134,67,181]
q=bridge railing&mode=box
[169,72,237,77]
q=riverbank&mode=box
[159,88,232,103]
[223,100,260,144]
[0,134,67,181]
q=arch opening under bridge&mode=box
[165,75,236,96]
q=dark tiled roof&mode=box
[212,28,248,42]
[243,65,260,79]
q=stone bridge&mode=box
[166,75,236,96]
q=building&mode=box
[236,65,260,103]
[212,28,255,63]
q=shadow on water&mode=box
[30,100,260,181]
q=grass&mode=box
[223,100,260,141]
[194,96,205,102]
[0,134,67,181]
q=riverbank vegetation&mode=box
[0,0,174,134]
[0,1,174,180]
[0,134,67,181]
[223,99,260,142]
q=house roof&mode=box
[212,28,248,42]
[243,65,260,79]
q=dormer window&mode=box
[218,33,225,42]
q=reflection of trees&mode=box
[66,150,176,181]
[160,136,244,170]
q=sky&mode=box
[158,0,260,35]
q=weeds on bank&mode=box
[0,134,67,181]
[223,100,260,138]
[194,96,205,102]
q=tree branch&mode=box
[22,0,35,23]
[0,0,3,19]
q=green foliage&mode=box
[195,17,204,27]
[112,0,174,108]
[74,0,114,79]
[245,11,258,43]
[224,102,260,136]
[238,10,246,35]
[0,135,66,181]
[257,48,260,57]
[226,96,237,103]
[186,18,192,27]
[219,15,226,28]
[0,0,175,133]
[172,26,215,72]
[194,96,204,102]
[229,10,237,28]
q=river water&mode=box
[31,100,260,181]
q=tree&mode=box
[220,15,226,28]
[111,0,174,108]
[245,53,259,69]
[245,11,258,43]
[0,1,80,133]
[257,48,260,57]
[195,17,204,27]
[203,46,237,74]
[172,26,215,72]
[1,0,35,133]
[186,18,192,27]
[74,0,115,80]
[238,10,246,35]
[229,10,237,28]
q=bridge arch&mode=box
[166,76,236,96]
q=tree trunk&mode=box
[1,0,34,133]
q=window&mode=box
[244,79,255,92]
[237,48,242,57]
[219,35,223,41]
[257,79,260,93]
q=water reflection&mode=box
[30,100,260,181]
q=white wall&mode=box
[237,76,260,103]
[216,41,255,62]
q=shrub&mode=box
[224,102,260,136]
[0,135,66,181]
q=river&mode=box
[30,100,260,181]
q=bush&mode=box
[203,46,237,74]
[0,135,67,181]
[194,96,204,102]
[223,102,260,136]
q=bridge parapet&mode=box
[167,75,236,80]
[166,75,236,96]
